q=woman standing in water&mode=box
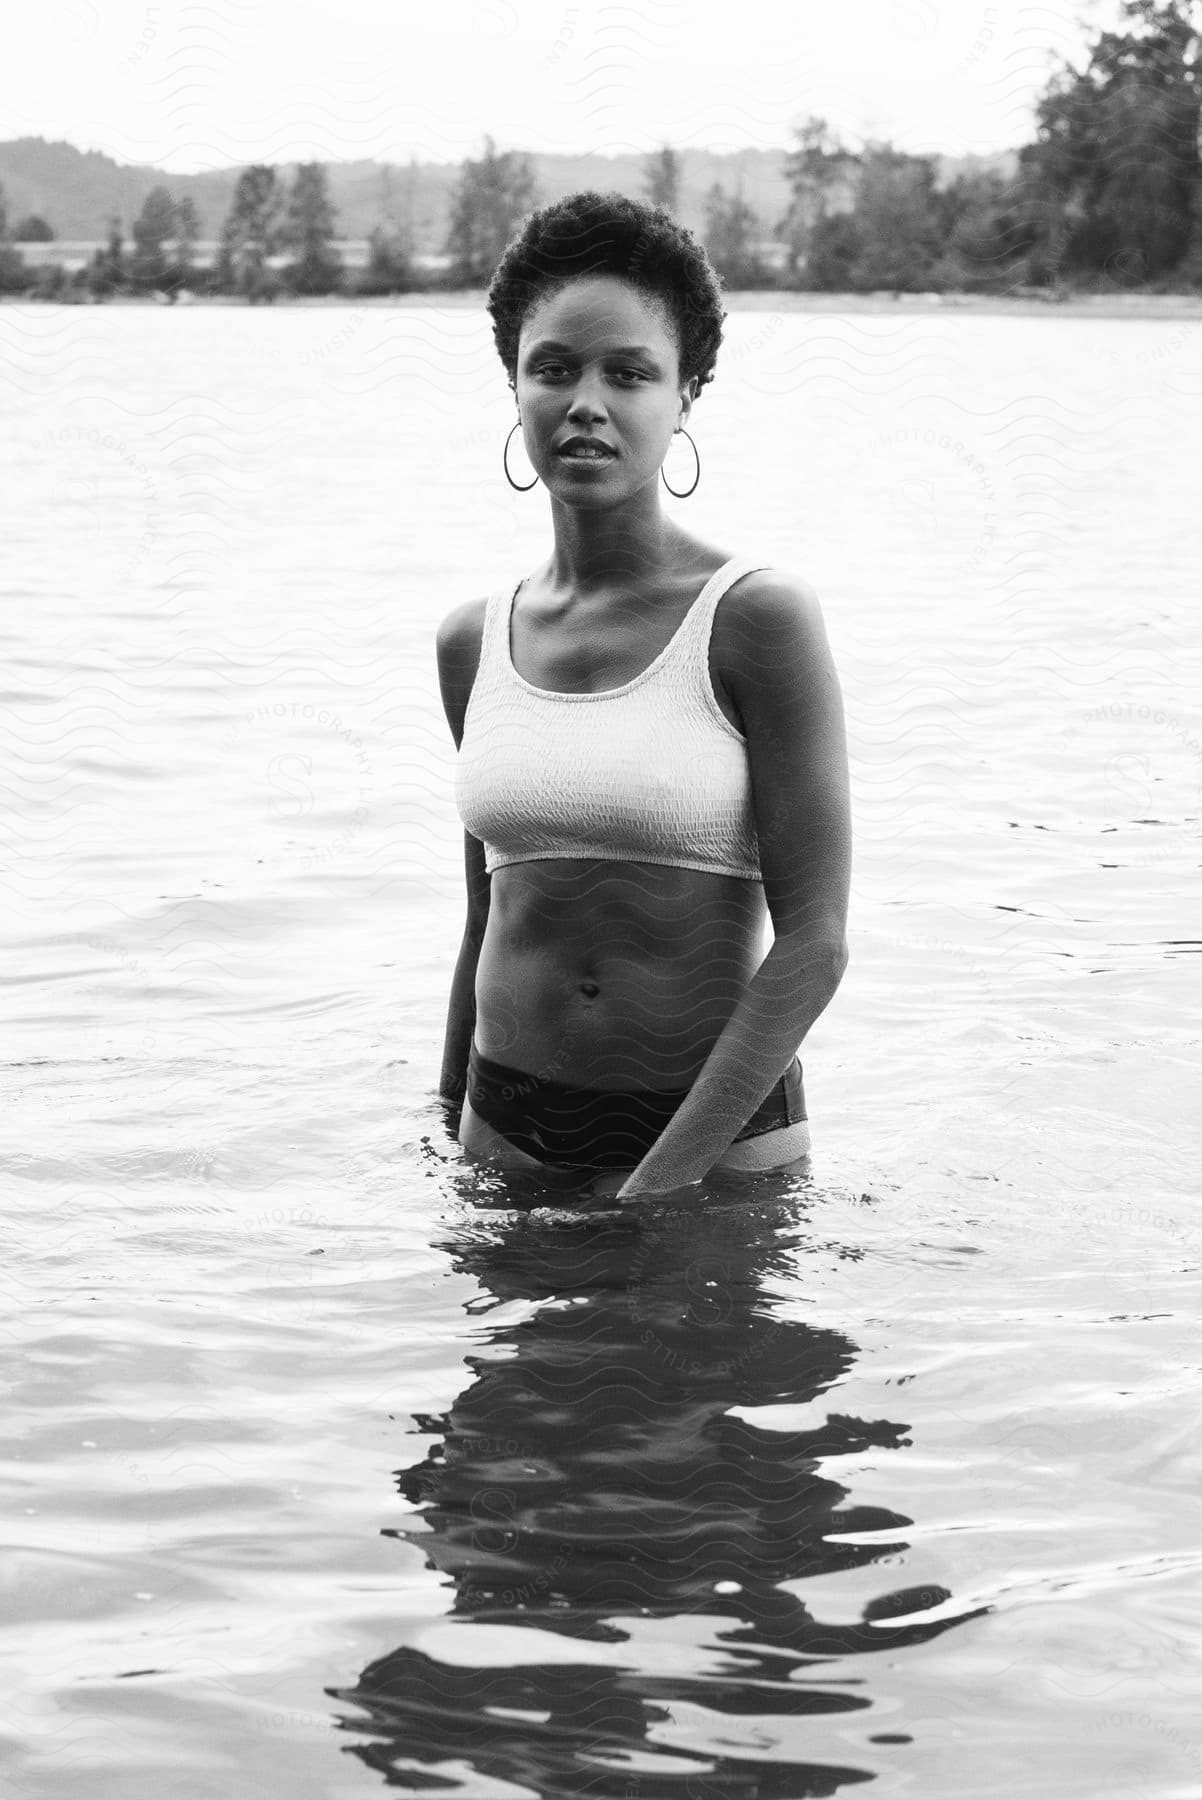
[436,192,850,1201]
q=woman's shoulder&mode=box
[716,562,824,642]
[711,563,832,699]
[435,593,494,738]
[436,590,491,643]
[435,592,492,674]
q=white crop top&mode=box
[454,555,768,880]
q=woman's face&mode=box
[513,274,697,504]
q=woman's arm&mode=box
[617,571,851,1199]
[439,840,487,1108]
[435,603,491,1115]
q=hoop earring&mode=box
[503,421,539,492]
[661,426,700,498]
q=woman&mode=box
[436,192,850,1202]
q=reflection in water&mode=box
[332,1183,981,1794]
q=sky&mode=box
[4,0,1123,172]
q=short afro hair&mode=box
[487,190,727,395]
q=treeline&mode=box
[2,0,1199,301]
[0,163,374,303]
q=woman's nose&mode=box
[566,374,607,420]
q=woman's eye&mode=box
[532,362,646,382]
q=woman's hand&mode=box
[613,1170,705,1205]
[586,1156,709,1203]
[585,1170,629,1199]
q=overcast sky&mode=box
[7,0,1120,171]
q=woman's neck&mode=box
[543,496,696,594]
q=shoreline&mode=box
[8,289,1202,321]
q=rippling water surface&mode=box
[3,300,1200,1797]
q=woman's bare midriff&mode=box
[474,858,768,1090]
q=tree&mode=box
[644,145,681,215]
[171,195,201,273]
[87,216,126,298]
[282,162,342,295]
[703,182,766,287]
[376,162,416,263]
[845,144,943,290]
[218,164,283,300]
[1085,0,1199,281]
[445,136,536,285]
[357,224,412,296]
[1019,0,1201,284]
[931,170,1028,290]
[132,188,203,298]
[30,260,70,300]
[13,214,55,241]
[780,116,859,279]
[0,249,28,294]
[804,213,864,290]
[131,185,177,289]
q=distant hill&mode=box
[0,136,1021,252]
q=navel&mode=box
[579,980,600,999]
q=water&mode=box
[3,298,1200,1797]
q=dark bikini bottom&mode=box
[466,1043,807,1170]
